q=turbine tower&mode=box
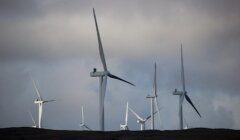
[90,8,135,131]
[128,106,157,130]
[80,106,91,130]
[31,78,56,128]
[173,44,201,130]
[28,111,37,128]
[146,63,161,130]
[120,102,129,130]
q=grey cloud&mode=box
[0,0,240,130]
[0,0,42,20]
[1,0,240,60]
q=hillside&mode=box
[0,127,240,140]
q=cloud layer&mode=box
[0,0,240,130]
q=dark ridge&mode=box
[0,127,240,140]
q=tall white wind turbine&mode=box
[146,63,161,130]
[28,111,37,128]
[173,44,201,130]
[31,78,56,128]
[90,8,135,131]
[128,106,157,130]
[120,102,129,130]
[80,106,91,130]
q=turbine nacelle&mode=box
[146,94,155,98]
[90,69,109,77]
[137,119,145,124]
[34,100,43,104]
[173,89,186,95]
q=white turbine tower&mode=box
[80,106,91,130]
[90,8,135,131]
[31,78,56,128]
[146,63,161,130]
[128,106,157,130]
[28,111,37,128]
[173,44,201,130]
[120,102,129,130]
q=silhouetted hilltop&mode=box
[0,127,240,140]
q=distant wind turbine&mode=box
[31,78,56,128]
[120,102,129,130]
[146,63,161,130]
[80,106,91,131]
[90,8,135,131]
[173,44,201,130]
[129,106,157,130]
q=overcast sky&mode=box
[0,0,240,131]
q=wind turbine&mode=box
[146,63,161,130]
[128,106,157,130]
[28,111,37,128]
[173,44,201,130]
[90,8,135,131]
[120,102,129,130]
[31,78,56,128]
[80,106,91,130]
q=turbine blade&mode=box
[181,44,186,92]
[81,106,84,124]
[108,73,135,86]
[183,116,189,129]
[185,94,201,117]
[29,111,36,126]
[128,107,143,121]
[153,62,157,96]
[146,111,157,121]
[84,125,92,130]
[31,78,42,99]
[125,102,129,125]
[80,123,84,127]
[93,8,107,71]
[43,100,56,103]
[154,98,161,125]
